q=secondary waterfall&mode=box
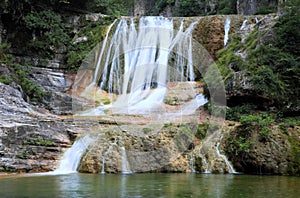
[121,147,132,174]
[79,16,207,116]
[224,17,231,46]
[215,135,236,173]
[54,135,94,174]
[240,19,247,30]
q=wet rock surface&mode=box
[0,82,98,173]
[224,123,300,175]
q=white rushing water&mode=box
[101,138,118,174]
[121,147,132,174]
[215,135,237,174]
[240,19,248,30]
[224,17,231,46]
[54,135,95,174]
[80,16,207,116]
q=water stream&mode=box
[224,17,231,46]
[54,135,95,174]
[101,138,118,174]
[215,135,236,173]
[78,16,206,116]
[240,19,248,30]
[121,147,132,174]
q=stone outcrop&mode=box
[237,0,278,15]
[224,123,300,175]
[78,121,199,173]
[0,82,70,173]
[0,80,101,173]
[133,0,280,17]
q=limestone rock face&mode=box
[0,82,72,173]
[78,122,199,173]
[224,14,279,106]
[224,124,300,175]
[237,0,278,15]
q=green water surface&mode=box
[0,173,299,197]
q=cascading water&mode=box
[101,138,118,174]
[79,16,207,116]
[121,147,131,174]
[65,16,233,174]
[224,17,231,46]
[240,19,247,30]
[195,129,236,174]
[54,135,94,174]
[215,135,236,173]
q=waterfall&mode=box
[224,17,231,46]
[215,135,236,174]
[54,135,94,174]
[93,19,118,84]
[121,147,132,174]
[240,19,247,30]
[80,16,206,116]
[101,138,118,174]
[196,130,236,174]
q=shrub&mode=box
[239,114,274,141]
[226,105,253,121]
[23,10,70,57]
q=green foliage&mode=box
[227,136,251,155]
[0,43,12,64]
[251,65,284,98]
[10,64,45,102]
[16,153,26,159]
[29,138,55,146]
[279,117,300,130]
[254,6,277,15]
[146,0,168,16]
[142,128,152,134]
[274,9,300,56]
[226,105,254,121]
[195,122,209,139]
[96,0,132,16]
[177,0,203,16]
[23,10,70,57]
[240,114,274,141]
[287,130,300,175]
[67,19,113,70]
[213,5,300,112]
[217,0,237,14]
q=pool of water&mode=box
[0,173,299,197]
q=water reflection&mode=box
[0,173,300,197]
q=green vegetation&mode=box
[148,0,238,16]
[254,6,277,15]
[23,138,55,146]
[217,0,237,15]
[240,114,274,141]
[226,105,254,121]
[23,10,70,58]
[142,128,152,134]
[226,113,275,161]
[10,64,45,102]
[210,2,300,116]
[0,43,45,102]
[227,136,251,155]
[0,43,12,64]
[67,19,114,70]
[195,122,209,140]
